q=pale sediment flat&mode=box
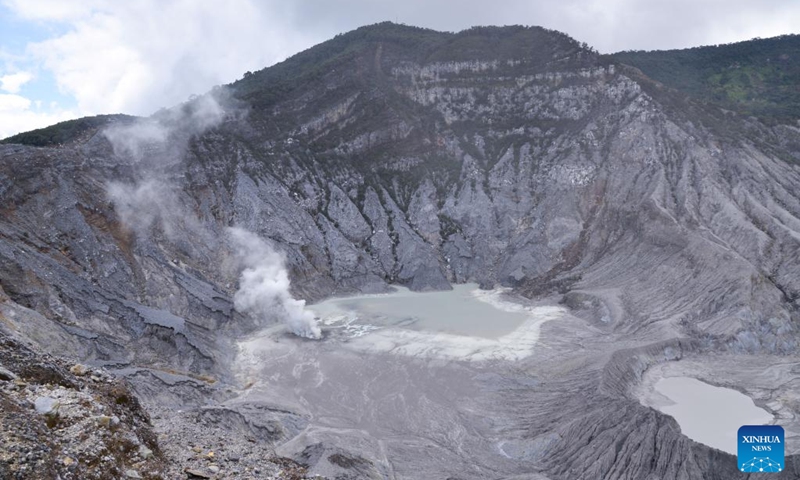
[343,308,562,362]
[230,285,567,478]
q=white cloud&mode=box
[2,0,103,21]
[0,71,33,93]
[561,0,800,52]
[0,93,30,111]
[12,0,311,116]
[0,92,76,139]
[281,0,800,53]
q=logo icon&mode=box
[738,425,784,473]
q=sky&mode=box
[0,0,798,139]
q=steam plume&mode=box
[103,92,228,163]
[228,227,321,340]
[103,119,169,161]
[106,179,183,238]
[104,92,232,236]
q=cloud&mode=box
[558,0,800,52]
[2,0,102,21]
[0,93,30,111]
[0,71,33,93]
[10,0,311,116]
[280,0,800,53]
[0,92,75,139]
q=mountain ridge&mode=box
[5,23,799,147]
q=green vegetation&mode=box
[426,25,588,63]
[611,35,800,124]
[1,114,137,147]
[232,22,591,109]
[231,22,446,108]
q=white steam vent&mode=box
[228,227,321,340]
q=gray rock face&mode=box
[0,365,16,381]
[1,24,800,479]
